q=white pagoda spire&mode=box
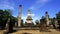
[18,5,22,27]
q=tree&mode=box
[10,16,18,27]
[49,18,53,25]
[56,12,60,29]
[21,19,24,27]
[0,10,4,28]
[50,18,56,28]
[53,18,56,29]
[35,20,39,26]
[0,10,11,29]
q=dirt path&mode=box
[12,29,60,34]
[0,29,60,34]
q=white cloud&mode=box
[30,0,52,10]
[22,14,27,23]
[13,15,17,17]
[0,4,14,10]
[0,0,15,10]
[31,13,35,17]
[33,16,40,24]
[36,0,51,4]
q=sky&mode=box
[0,0,60,23]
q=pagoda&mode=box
[25,10,34,26]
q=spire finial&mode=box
[45,11,48,14]
[19,5,22,7]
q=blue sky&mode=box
[0,0,60,23]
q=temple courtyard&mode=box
[0,29,60,34]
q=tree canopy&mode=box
[0,9,17,29]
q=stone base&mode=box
[39,26,50,32]
[25,23,34,27]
